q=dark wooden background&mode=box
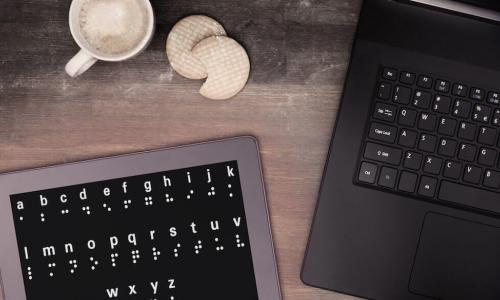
[0,0,362,299]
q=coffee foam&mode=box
[79,0,149,55]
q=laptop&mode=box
[302,1,500,299]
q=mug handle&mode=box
[65,49,98,78]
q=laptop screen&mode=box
[455,0,500,12]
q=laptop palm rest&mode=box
[410,212,500,299]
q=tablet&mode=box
[0,137,281,300]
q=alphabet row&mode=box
[105,279,176,299]
[24,217,246,258]
[16,166,237,211]
[24,234,246,280]
[17,185,235,214]
[17,189,235,223]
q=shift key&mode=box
[364,142,402,166]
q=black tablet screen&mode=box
[10,161,258,299]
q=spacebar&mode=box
[438,181,500,214]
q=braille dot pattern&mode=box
[123,200,132,209]
[194,240,203,254]
[215,237,224,252]
[48,262,56,277]
[103,203,112,212]
[173,243,181,258]
[236,234,245,248]
[69,259,78,274]
[111,253,118,267]
[90,257,99,270]
[152,247,161,261]
[132,250,140,264]
[165,194,174,203]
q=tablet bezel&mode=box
[0,136,281,300]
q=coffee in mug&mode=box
[79,0,150,55]
[66,0,155,77]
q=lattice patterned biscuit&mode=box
[166,15,226,79]
[192,36,250,100]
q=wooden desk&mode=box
[0,0,362,299]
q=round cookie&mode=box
[166,15,227,80]
[192,36,250,100]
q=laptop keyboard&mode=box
[356,66,500,214]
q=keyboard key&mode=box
[435,79,450,93]
[478,148,497,167]
[453,99,472,118]
[364,142,402,166]
[438,138,457,157]
[472,104,491,123]
[464,165,482,184]
[378,167,398,188]
[418,112,437,132]
[369,122,397,143]
[418,134,437,153]
[483,170,500,189]
[418,176,438,198]
[398,129,418,148]
[444,161,462,179]
[470,87,485,101]
[438,117,457,136]
[400,71,415,85]
[458,143,477,162]
[404,151,422,170]
[377,82,392,100]
[398,108,417,127]
[493,109,500,126]
[398,171,418,193]
[452,84,468,97]
[393,86,412,104]
[487,91,500,105]
[433,95,452,113]
[423,156,442,175]
[417,75,433,89]
[439,181,500,213]
[382,68,398,81]
[478,126,497,146]
[373,102,397,122]
[458,122,477,141]
[358,162,378,183]
[413,90,432,109]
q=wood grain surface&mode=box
[0,0,363,299]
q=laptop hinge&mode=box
[410,0,500,22]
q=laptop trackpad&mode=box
[410,212,500,299]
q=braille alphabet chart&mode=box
[10,161,259,299]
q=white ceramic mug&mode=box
[65,0,155,77]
